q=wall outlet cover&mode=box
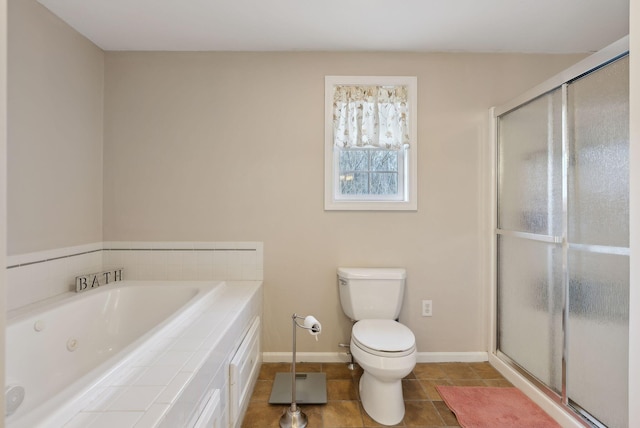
[422,300,432,317]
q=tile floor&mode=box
[241,362,514,428]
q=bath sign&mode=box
[75,268,124,293]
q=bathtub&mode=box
[5,280,263,428]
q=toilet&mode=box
[337,267,416,426]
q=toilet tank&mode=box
[337,267,407,321]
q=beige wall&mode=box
[7,0,104,255]
[103,51,584,353]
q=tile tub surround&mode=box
[243,362,516,428]
[102,241,263,282]
[6,241,264,311]
[6,243,103,311]
[18,281,263,428]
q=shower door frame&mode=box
[486,36,629,428]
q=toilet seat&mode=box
[352,319,416,358]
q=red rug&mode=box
[436,386,561,428]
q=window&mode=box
[325,76,417,210]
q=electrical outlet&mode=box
[421,300,432,317]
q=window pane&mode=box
[340,172,369,195]
[370,173,398,195]
[339,150,368,171]
[371,150,398,172]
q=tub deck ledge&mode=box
[9,280,263,428]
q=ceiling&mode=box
[37,0,629,53]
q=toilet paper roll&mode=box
[303,315,321,340]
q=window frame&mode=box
[324,75,418,211]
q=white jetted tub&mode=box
[5,280,263,428]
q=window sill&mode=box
[324,199,417,211]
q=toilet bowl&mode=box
[350,319,416,426]
[337,267,417,426]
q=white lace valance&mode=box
[333,85,410,149]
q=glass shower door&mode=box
[496,54,629,427]
[565,56,629,428]
[497,89,564,394]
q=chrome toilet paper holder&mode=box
[271,313,327,428]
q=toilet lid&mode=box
[352,320,415,354]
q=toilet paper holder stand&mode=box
[272,313,327,428]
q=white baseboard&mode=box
[262,352,350,363]
[416,352,488,363]
[262,351,488,364]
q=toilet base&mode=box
[359,371,405,426]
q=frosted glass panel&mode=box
[568,56,629,247]
[498,236,563,392]
[498,90,562,235]
[567,250,629,428]
[497,52,629,427]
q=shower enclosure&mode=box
[493,40,629,428]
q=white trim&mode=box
[7,241,264,267]
[489,354,587,428]
[416,352,488,363]
[324,76,418,211]
[262,352,351,364]
[262,351,487,364]
[102,241,263,251]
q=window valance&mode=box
[332,85,410,149]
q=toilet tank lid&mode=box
[337,267,406,280]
